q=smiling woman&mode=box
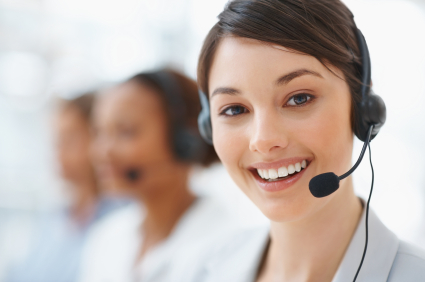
[172,0,425,282]
[209,37,354,224]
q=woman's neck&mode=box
[136,164,196,262]
[258,177,363,282]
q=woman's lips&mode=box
[251,162,309,192]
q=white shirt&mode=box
[78,197,239,282]
[172,205,425,282]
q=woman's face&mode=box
[91,81,176,196]
[209,37,354,222]
[55,106,93,184]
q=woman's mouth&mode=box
[250,159,310,192]
[256,160,307,182]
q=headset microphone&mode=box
[126,168,141,182]
[309,125,373,198]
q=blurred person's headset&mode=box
[140,70,209,163]
[196,27,386,282]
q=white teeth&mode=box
[268,169,278,179]
[295,162,301,172]
[288,164,295,174]
[278,166,288,177]
[258,169,264,178]
[256,160,307,180]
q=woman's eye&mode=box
[221,105,248,116]
[286,94,312,106]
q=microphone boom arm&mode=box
[339,125,374,181]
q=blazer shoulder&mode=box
[398,241,425,258]
[388,241,425,281]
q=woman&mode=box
[173,0,425,281]
[5,94,124,282]
[78,69,237,282]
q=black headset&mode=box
[352,29,386,142]
[140,70,209,162]
[197,28,386,145]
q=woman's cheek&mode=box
[213,124,246,178]
[307,101,352,176]
[214,126,234,164]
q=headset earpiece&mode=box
[355,91,386,141]
[353,28,386,142]
[198,90,213,145]
[173,125,208,162]
[142,71,209,162]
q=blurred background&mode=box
[0,0,425,280]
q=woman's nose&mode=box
[92,134,115,161]
[249,111,289,154]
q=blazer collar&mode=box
[332,206,399,282]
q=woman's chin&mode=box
[254,189,331,223]
[259,200,310,223]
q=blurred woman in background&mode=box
[78,69,237,282]
[5,93,125,282]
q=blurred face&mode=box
[55,106,92,184]
[91,81,177,196]
[209,37,354,222]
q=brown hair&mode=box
[128,69,219,166]
[59,93,95,122]
[198,0,364,130]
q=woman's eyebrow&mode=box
[210,87,240,99]
[276,69,323,85]
[210,69,322,99]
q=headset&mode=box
[125,70,209,182]
[197,28,386,281]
